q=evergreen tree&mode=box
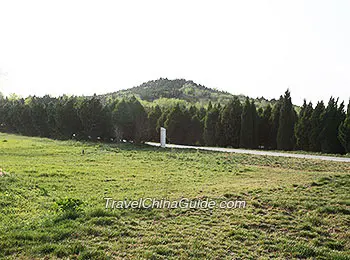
[164,104,189,144]
[338,100,350,153]
[19,103,36,136]
[79,95,110,140]
[147,105,162,141]
[207,101,213,112]
[258,104,272,149]
[113,99,134,141]
[215,104,225,147]
[55,96,82,139]
[188,114,203,145]
[156,107,170,138]
[188,105,198,118]
[269,96,283,149]
[320,97,345,154]
[30,97,50,137]
[309,101,325,152]
[203,104,219,146]
[277,90,296,151]
[240,98,258,148]
[198,107,207,121]
[221,97,242,147]
[295,100,313,151]
[129,96,148,143]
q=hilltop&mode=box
[98,78,277,107]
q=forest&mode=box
[0,89,349,154]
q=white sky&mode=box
[0,0,349,106]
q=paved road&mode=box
[145,142,350,163]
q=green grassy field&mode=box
[0,133,349,259]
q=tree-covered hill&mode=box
[98,78,277,107]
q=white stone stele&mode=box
[160,127,166,148]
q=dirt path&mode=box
[145,142,350,163]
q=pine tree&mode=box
[277,90,296,151]
[338,100,350,153]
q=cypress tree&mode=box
[258,104,272,149]
[79,95,110,141]
[147,105,162,141]
[320,97,345,154]
[165,104,189,144]
[129,96,148,143]
[338,100,350,153]
[295,100,313,151]
[204,104,219,146]
[31,98,50,138]
[215,103,225,147]
[277,90,296,151]
[221,97,242,147]
[189,114,203,145]
[309,101,325,152]
[113,99,134,141]
[55,96,82,139]
[269,96,283,149]
[240,98,258,148]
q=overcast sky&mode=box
[0,0,349,106]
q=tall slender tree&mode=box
[240,98,258,148]
[338,100,350,153]
[221,97,242,147]
[258,104,272,149]
[320,97,345,154]
[277,90,296,151]
[295,100,313,151]
[147,105,162,141]
[269,96,283,149]
[309,101,325,152]
[204,104,219,146]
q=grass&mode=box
[0,132,349,259]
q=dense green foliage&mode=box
[0,134,349,259]
[321,98,346,154]
[277,90,297,151]
[309,101,326,152]
[0,81,349,154]
[295,100,313,151]
[240,98,258,149]
[338,101,350,153]
[99,78,276,107]
[203,102,219,146]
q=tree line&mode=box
[0,90,349,154]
